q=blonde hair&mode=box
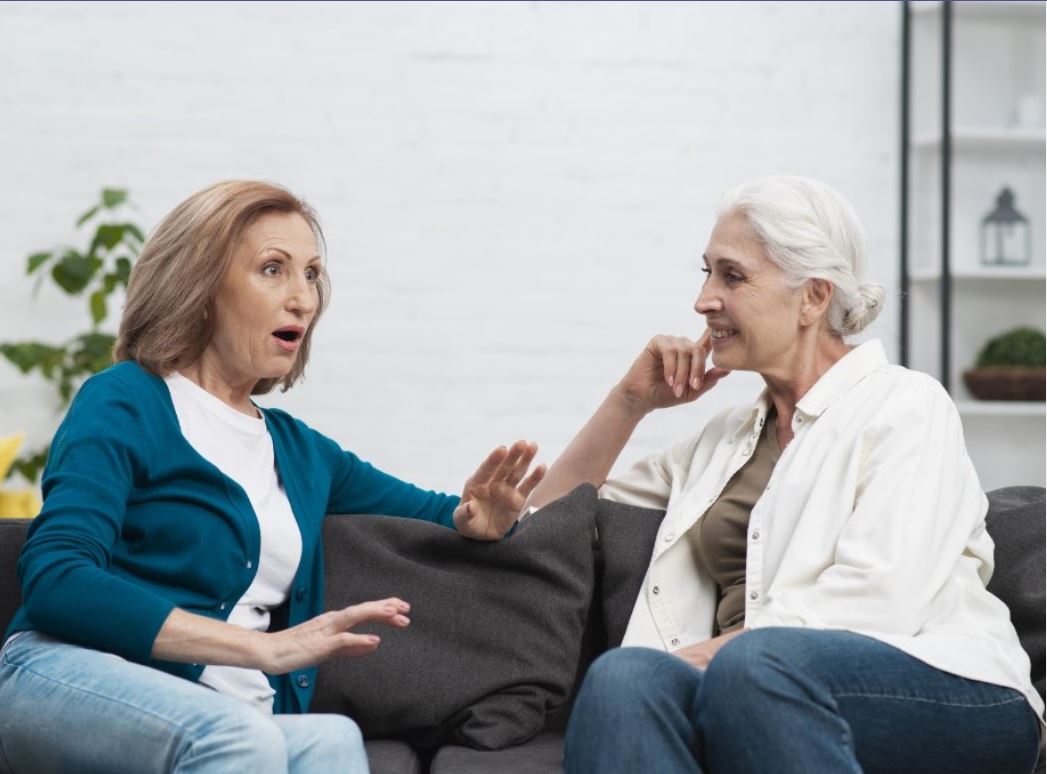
[114,180,329,394]
[720,176,885,337]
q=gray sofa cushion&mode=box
[430,731,564,774]
[365,739,425,774]
[313,484,598,750]
[595,499,666,648]
[0,519,29,639]
[984,486,1046,703]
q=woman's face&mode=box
[695,211,804,376]
[207,211,321,388]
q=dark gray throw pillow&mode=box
[312,484,599,750]
[984,486,1046,702]
[594,498,666,648]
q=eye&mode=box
[700,267,711,278]
[305,265,321,283]
[725,272,744,284]
[262,261,282,277]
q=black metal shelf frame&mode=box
[900,0,953,392]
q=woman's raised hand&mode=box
[614,329,731,415]
[262,598,411,674]
[454,440,546,540]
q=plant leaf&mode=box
[89,224,126,257]
[26,251,52,274]
[89,290,107,325]
[0,342,66,374]
[101,189,127,209]
[51,250,98,294]
[124,223,145,244]
[115,257,132,285]
[75,205,100,227]
[7,445,49,484]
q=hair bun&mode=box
[842,284,885,335]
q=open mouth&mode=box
[272,327,304,351]
[710,327,739,340]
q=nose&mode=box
[286,275,318,319]
[694,279,721,316]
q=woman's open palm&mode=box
[454,441,546,540]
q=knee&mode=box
[305,714,364,761]
[579,648,672,705]
[183,706,287,771]
[575,646,701,721]
[701,628,816,723]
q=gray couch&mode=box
[0,486,1043,773]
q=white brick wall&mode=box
[0,1,901,492]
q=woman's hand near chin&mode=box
[614,329,731,415]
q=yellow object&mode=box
[0,433,41,518]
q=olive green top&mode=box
[689,409,780,634]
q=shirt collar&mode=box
[795,339,888,418]
[731,339,889,440]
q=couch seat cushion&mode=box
[430,731,564,774]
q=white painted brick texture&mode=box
[0,1,900,491]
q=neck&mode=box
[178,355,259,417]
[761,331,852,421]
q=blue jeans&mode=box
[0,631,368,773]
[565,628,1041,774]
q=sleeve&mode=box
[17,375,177,663]
[747,382,989,636]
[599,427,710,510]
[317,433,461,530]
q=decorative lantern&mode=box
[980,187,1030,266]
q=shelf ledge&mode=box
[909,269,1047,282]
[912,128,1046,152]
[956,400,1046,418]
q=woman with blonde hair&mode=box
[527,176,1043,773]
[0,180,544,773]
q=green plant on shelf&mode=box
[1,188,144,483]
[975,327,1046,369]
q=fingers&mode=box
[689,330,712,391]
[653,335,702,399]
[337,598,411,629]
[517,463,546,499]
[467,445,510,489]
[334,632,383,657]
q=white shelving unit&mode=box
[905,1,1046,489]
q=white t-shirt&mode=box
[164,371,303,714]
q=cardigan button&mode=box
[297,675,310,689]
[652,586,660,595]
[749,591,759,601]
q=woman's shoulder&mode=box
[74,361,168,410]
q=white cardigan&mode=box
[601,339,1043,718]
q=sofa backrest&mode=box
[0,519,30,638]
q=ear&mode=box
[799,279,834,328]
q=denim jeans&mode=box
[564,628,1041,774]
[0,631,368,774]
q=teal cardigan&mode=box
[7,361,459,714]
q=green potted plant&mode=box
[962,326,1046,401]
[1,188,144,483]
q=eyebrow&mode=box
[262,247,322,263]
[701,253,745,269]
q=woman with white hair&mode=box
[527,177,1042,772]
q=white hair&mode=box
[719,176,885,338]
